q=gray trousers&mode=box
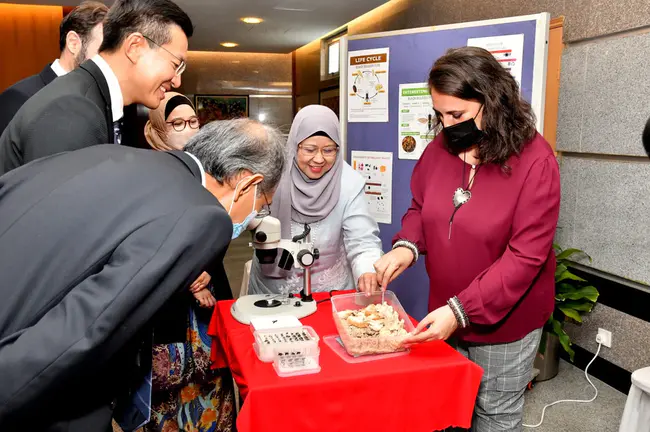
[453,327,542,432]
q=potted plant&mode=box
[534,245,600,381]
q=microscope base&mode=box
[231,294,318,325]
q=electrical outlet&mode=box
[597,328,612,348]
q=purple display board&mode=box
[346,19,542,319]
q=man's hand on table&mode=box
[401,305,458,346]
[357,272,379,294]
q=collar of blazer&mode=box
[39,63,58,87]
[79,61,113,119]
[167,151,203,183]
[79,60,117,143]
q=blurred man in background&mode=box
[0,1,108,135]
[0,0,193,175]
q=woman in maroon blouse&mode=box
[373,47,560,431]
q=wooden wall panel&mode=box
[0,4,63,92]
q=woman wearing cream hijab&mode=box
[143,92,234,432]
[145,91,200,151]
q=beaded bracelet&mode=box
[392,240,419,266]
[447,296,470,328]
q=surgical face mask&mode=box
[228,181,258,240]
[442,106,484,154]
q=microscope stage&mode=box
[231,294,318,325]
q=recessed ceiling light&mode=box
[241,17,263,24]
[220,42,238,48]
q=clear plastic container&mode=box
[253,325,320,363]
[331,291,415,356]
[323,335,410,363]
[272,347,321,377]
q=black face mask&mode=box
[442,107,484,154]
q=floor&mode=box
[522,359,628,432]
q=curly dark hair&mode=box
[428,46,537,168]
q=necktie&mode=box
[113,119,123,145]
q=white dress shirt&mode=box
[50,59,68,77]
[184,152,206,187]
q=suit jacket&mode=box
[0,64,58,136]
[0,60,115,176]
[0,145,233,430]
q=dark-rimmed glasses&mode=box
[166,117,199,131]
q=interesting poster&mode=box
[467,34,524,89]
[350,151,393,224]
[398,83,437,160]
[347,48,389,122]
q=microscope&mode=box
[230,216,320,324]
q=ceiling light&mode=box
[221,42,238,48]
[241,17,263,24]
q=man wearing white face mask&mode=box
[0,119,284,431]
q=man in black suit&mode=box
[0,0,194,175]
[0,1,108,136]
[0,119,286,431]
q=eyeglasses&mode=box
[166,117,199,132]
[256,192,272,218]
[298,144,339,160]
[142,35,186,76]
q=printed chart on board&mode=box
[398,82,438,160]
[347,48,390,122]
[350,151,393,224]
[467,34,524,89]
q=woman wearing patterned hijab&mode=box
[143,92,234,432]
[248,105,383,295]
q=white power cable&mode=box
[523,341,603,428]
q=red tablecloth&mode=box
[208,292,483,432]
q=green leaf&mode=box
[555,263,568,278]
[553,243,562,252]
[562,300,595,312]
[556,270,586,283]
[538,330,548,355]
[556,283,576,294]
[556,285,599,302]
[558,305,583,322]
[556,248,591,262]
[551,318,575,362]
